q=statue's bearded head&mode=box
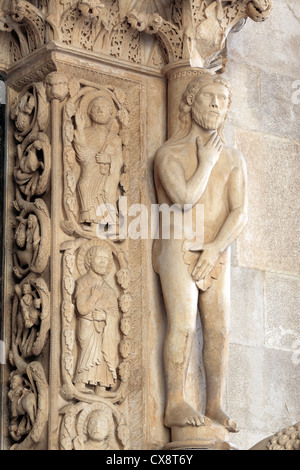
[85,245,113,276]
[182,73,232,136]
[89,96,115,125]
[192,82,230,130]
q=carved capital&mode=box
[0,0,273,73]
[127,0,273,70]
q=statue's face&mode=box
[90,97,113,125]
[192,82,229,131]
[87,411,109,442]
[11,375,22,390]
[23,284,31,295]
[90,248,110,275]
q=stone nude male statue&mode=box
[153,72,248,433]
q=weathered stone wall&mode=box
[224,0,300,449]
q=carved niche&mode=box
[59,238,131,450]
[60,238,131,407]
[61,79,129,236]
[51,70,144,450]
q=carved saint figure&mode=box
[153,73,248,432]
[74,245,119,395]
[73,95,123,225]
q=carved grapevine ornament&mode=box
[8,72,51,450]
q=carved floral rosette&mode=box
[8,77,50,450]
[60,237,132,405]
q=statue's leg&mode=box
[156,241,210,428]
[198,251,238,432]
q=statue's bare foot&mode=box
[207,408,238,433]
[164,402,211,428]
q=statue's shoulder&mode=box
[76,273,91,290]
[154,136,185,166]
[224,146,247,171]
[102,280,116,295]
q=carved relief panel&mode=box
[56,70,144,450]
[7,78,50,450]
[5,65,144,450]
[61,79,129,236]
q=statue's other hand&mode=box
[191,242,221,282]
[196,132,223,168]
[93,309,107,322]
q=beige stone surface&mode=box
[225,61,300,142]
[265,272,300,350]
[250,422,300,450]
[227,0,300,79]
[230,266,264,348]
[234,129,300,276]
[227,344,300,449]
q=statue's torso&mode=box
[154,138,236,244]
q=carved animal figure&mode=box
[8,374,37,440]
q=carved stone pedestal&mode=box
[164,421,235,450]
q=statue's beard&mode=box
[192,103,225,131]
